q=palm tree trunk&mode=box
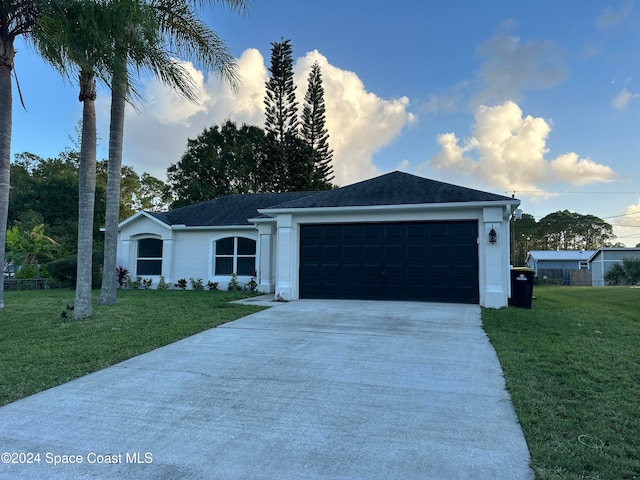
[74,70,97,319]
[98,64,127,306]
[0,39,15,309]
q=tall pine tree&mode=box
[302,62,334,188]
[264,39,299,142]
[264,39,333,191]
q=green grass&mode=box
[0,289,266,407]
[483,287,640,480]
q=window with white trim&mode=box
[579,261,589,270]
[214,237,256,276]
[137,238,163,275]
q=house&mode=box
[589,248,640,286]
[116,171,520,308]
[525,250,595,285]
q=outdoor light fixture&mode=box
[489,226,497,244]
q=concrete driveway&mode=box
[0,299,533,480]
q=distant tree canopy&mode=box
[167,121,270,208]
[9,150,166,254]
[512,210,616,265]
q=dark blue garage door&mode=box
[299,221,479,303]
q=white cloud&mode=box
[424,101,617,197]
[596,1,634,31]
[613,199,640,246]
[293,50,415,185]
[612,87,640,109]
[473,22,567,106]
[103,48,414,186]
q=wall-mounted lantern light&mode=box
[489,226,497,244]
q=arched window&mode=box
[214,237,256,276]
[137,238,163,275]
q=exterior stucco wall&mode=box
[117,215,260,290]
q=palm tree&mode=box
[0,0,50,308]
[34,0,112,318]
[37,0,202,317]
[98,0,249,305]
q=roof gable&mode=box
[265,171,516,209]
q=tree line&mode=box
[512,210,621,266]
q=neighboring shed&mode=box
[525,250,595,285]
[589,248,640,286]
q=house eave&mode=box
[258,199,520,217]
[170,224,257,231]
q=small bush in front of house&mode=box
[156,276,169,290]
[190,278,204,290]
[245,277,258,292]
[175,278,187,290]
[206,281,219,291]
[116,266,129,288]
[227,273,241,291]
[142,278,153,289]
[126,276,142,290]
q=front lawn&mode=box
[483,287,640,480]
[0,289,265,407]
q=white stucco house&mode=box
[116,171,520,308]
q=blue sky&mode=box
[10,0,640,245]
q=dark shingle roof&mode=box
[147,192,313,227]
[145,172,516,227]
[265,171,515,209]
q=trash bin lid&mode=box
[511,267,534,272]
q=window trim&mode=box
[212,234,257,277]
[136,237,163,276]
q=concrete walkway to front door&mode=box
[0,299,533,479]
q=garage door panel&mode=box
[299,221,479,303]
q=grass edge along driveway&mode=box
[0,289,265,407]
[483,286,639,480]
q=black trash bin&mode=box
[510,267,535,309]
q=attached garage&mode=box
[299,221,479,303]
[259,171,519,308]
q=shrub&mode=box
[46,252,102,288]
[605,263,627,285]
[245,277,258,292]
[189,278,203,291]
[156,276,169,290]
[116,266,129,287]
[622,258,640,284]
[142,278,153,289]
[605,259,640,285]
[227,273,241,291]
[126,276,142,290]
[175,278,187,290]
[206,281,219,291]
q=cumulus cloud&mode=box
[473,24,567,106]
[424,101,617,197]
[293,50,415,185]
[105,48,413,186]
[611,87,640,109]
[596,1,634,31]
